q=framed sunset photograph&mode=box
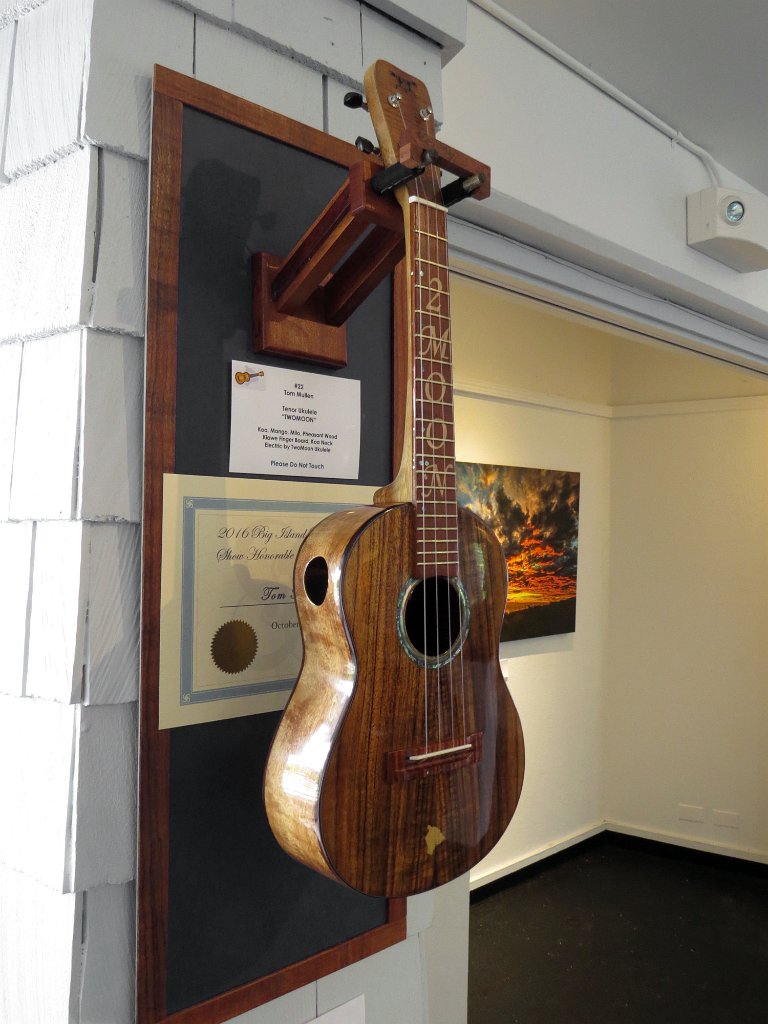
[456,462,580,642]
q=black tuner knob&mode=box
[344,91,367,110]
[355,136,380,156]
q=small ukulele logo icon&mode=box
[235,369,265,385]
[424,825,446,856]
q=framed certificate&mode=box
[159,474,375,728]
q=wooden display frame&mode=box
[139,66,407,1024]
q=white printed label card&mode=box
[229,361,361,479]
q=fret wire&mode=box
[414,257,449,271]
[414,339,451,351]
[413,310,450,320]
[413,229,447,242]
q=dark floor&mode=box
[468,832,768,1024]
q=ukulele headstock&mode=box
[364,60,443,205]
[364,60,491,209]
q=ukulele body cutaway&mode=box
[264,501,524,897]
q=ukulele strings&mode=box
[396,100,433,752]
[420,170,467,748]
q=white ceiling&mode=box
[490,0,768,196]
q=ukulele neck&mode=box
[409,195,458,578]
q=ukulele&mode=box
[264,60,524,898]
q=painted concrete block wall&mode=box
[442,3,768,343]
[605,402,768,860]
[4,0,91,174]
[0,865,82,1024]
[0,1,457,1023]
[0,147,95,339]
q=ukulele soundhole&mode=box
[398,576,470,669]
[304,556,329,605]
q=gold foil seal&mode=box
[211,620,258,674]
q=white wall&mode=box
[605,401,768,859]
[452,273,768,875]
[451,275,611,883]
[455,393,609,885]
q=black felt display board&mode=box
[167,715,387,1012]
[165,106,393,1014]
[175,107,392,482]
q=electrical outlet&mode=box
[713,809,740,829]
[678,803,705,823]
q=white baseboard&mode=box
[471,820,768,891]
[607,820,768,866]
[469,822,605,891]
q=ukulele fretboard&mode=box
[409,196,458,576]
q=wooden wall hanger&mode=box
[252,131,490,368]
[252,159,404,368]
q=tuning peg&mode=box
[355,136,380,156]
[344,91,368,111]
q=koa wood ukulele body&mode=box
[264,60,524,898]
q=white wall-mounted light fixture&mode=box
[687,186,768,272]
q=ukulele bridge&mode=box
[386,732,483,782]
